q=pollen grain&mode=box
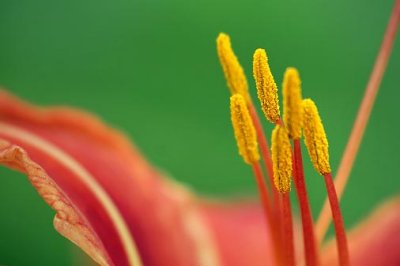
[271,125,292,193]
[302,99,331,175]
[230,94,260,164]
[253,48,280,124]
[283,67,303,139]
[217,33,250,102]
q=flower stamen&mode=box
[303,99,349,266]
[216,33,277,208]
[271,125,295,266]
[283,68,320,266]
[251,47,284,212]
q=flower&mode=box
[1,1,400,265]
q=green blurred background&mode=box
[0,0,399,265]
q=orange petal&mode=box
[322,197,400,266]
[0,91,220,266]
[200,201,274,266]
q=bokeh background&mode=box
[0,0,399,265]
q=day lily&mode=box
[1,1,400,266]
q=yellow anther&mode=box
[283,67,303,139]
[230,94,260,164]
[302,99,331,175]
[253,48,280,124]
[271,125,292,193]
[217,33,250,102]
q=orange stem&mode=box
[323,173,349,266]
[293,139,319,266]
[316,0,400,243]
[281,193,295,266]
[252,162,282,266]
[248,102,274,185]
[248,101,285,257]
[248,101,283,219]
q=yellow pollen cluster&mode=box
[217,33,250,102]
[253,48,280,124]
[271,125,292,193]
[302,99,331,175]
[230,94,260,164]
[283,67,303,139]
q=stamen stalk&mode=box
[293,139,319,266]
[248,101,278,199]
[252,162,282,266]
[281,192,295,266]
[323,173,349,266]
[249,102,283,239]
[302,99,348,264]
[271,124,295,265]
